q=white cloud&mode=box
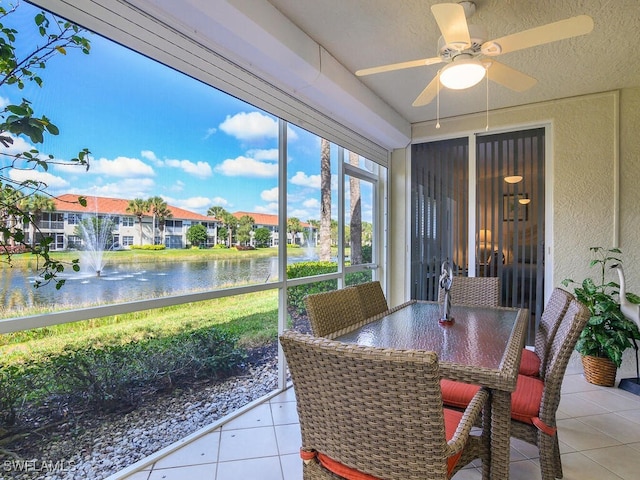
[73,178,156,199]
[0,96,9,109]
[219,111,278,141]
[289,208,310,219]
[204,127,217,139]
[141,150,159,162]
[254,202,279,214]
[247,148,279,161]
[8,169,69,189]
[165,159,213,178]
[215,156,278,177]
[290,171,321,188]
[171,196,212,213]
[261,187,279,202]
[1,133,35,156]
[211,196,229,207]
[303,198,319,209]
[91,156,155,177]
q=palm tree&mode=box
[349,151,362,264]
[147,196,171,245]
[287,217,302,246]
[0,187,24,246]
[208,206,231,246]
[126,198,148,245]
[319,138,331,261]
[19,193,56,247]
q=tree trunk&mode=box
[349,151,362,264]
[319,138,332,261]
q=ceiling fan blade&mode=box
[355,56,443,77]
[431,3,471,50]
[483,15,594,56]
[482,59,537,92]
[412,76,440,107]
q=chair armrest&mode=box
[446,387,489,456]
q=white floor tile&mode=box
[270,401,299,425]
[218,425,279,462]
[560,451,624,479]
[221,403,273,430]
[279,453,303,480]
[582,445,640,479]
[556,418,621,451]
[152,431,220,469]
[147,463,216,480]
[216,456,283,480]
[274,423,302,455]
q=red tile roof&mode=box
[53,194,215,222]
[232,211,311,228]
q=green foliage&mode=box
[129,244,166,250]
[186,223,208,247]
[253,227,271,247]
[0,4,92,288]
[1,327,245,418]
[286,261,338,314]
[0,362,43,425]
[562,247,640,367]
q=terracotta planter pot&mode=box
[581,355,617,387]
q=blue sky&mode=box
[1,2,376,222]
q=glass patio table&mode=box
[335,300,528,480]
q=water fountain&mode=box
[77,215,115,276]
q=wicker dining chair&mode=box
[304,287,366,338]
[519,287,574,377]
[440,298,590,480]
[509,298,590,480]
[353,280,389,318]
[437,276,501,307]
[280,330,490,480]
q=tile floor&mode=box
[115,359,640,480]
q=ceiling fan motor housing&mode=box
[438,24,487,61]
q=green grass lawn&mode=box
[0,289,279,365]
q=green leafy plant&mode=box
[562,247,640,367]
[0,3,92,288]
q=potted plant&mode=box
[562,247,640,386]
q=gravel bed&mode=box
[0,351,279,480]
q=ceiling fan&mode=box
[355,2,594,107]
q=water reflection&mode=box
[2,256,282,312]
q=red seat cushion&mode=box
[511,374,544,424]
[519,348,541,377]
[442,375,545,426]
[441,378,481,409]
[301,407,465,478]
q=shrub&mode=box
[286,261,338,315]
[129,244,166,250]
[0,363,42,426]
[39,327,245,412]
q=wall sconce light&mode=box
[518,198,531,205]
[504,175,523,184]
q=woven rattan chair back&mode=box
[304,287,365,337]
[437,276,501,307]
[353,281,389,318]
[280,330,486,480]
[533,288,574,376]
[511,298,590,480]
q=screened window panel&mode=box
[411,138,469,301]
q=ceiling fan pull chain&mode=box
[485,67,489,131]
[436,72,441,129]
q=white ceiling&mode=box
[266,0,640,124]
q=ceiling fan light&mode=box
[440,58,486,90]
[504,175,523,184]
